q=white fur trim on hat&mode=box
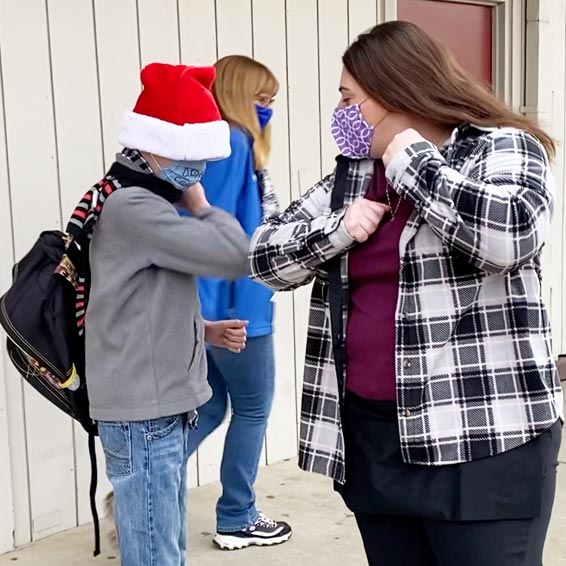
[118,111,231,161]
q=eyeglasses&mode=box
[255,93,276,108]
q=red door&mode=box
[397,0,493,87]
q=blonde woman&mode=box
[186,55,292,550]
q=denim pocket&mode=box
[99,422,132,478]
[146,415,181,441]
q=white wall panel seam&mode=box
[0,53,15,260]
[91,0,107,174]
[176,0,183,63]
[134,0,143,70]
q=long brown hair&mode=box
[213,55,279,169]
[343,21,555,159]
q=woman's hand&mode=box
[205,320,248,353]
[383,128,426,168]
[181,182,211,216]
[344,199,390,242]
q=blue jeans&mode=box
[99,414,194,566]
[187,335,275,531]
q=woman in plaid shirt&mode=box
[250,21,562,566]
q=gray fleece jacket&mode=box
[85,171,249,422]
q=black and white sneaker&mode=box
[213,513,293,550]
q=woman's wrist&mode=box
[383,128,427,168]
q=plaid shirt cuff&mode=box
[385,141,440,197]
[327,216,355,250]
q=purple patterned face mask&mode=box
[331,101,377,158]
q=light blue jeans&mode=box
[187,335,275,532]
[99,413,194,566]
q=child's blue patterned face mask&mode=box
[151,156,207,190]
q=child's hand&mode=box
[204,320,248,353]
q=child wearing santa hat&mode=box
[85,63,250,566]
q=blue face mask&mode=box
[152,158,207,191]
[255,104,273,130]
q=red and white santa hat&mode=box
[119,63,231,161]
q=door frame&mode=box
[378,0,525,111]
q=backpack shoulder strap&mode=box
[88,432,101,557]
[66,176,120,244]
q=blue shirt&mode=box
[197,127,274,337]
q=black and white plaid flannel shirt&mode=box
[250,124,563,483]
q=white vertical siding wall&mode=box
[1,0,565,555]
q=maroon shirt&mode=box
[346,162,414,400]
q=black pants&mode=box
[339,394,561,566]
[355,508,554,566]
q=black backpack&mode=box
[1,230,95,433]
[0,159,181,556]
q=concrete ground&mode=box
[1,454,566,566]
